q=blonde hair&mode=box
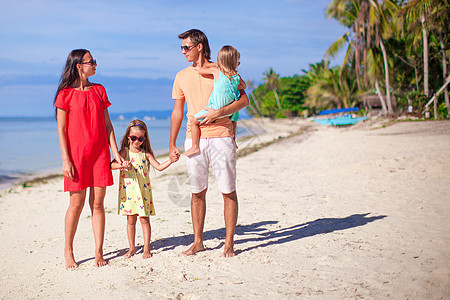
[119,119,154,158]
[217,45,240,79]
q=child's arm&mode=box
[197,62,220,78]
[110,149,130,170]
[145,151,174,171]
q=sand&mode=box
[0,118,449,299]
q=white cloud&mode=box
[0,0,347,115]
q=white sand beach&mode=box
[0,118,449,299]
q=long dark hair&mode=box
[53,49,90,108]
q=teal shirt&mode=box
[194,71,240,121]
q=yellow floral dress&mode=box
[118,148,155,216]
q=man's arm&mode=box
[198,86,249,125]
[169,98,185,161]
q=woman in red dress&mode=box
[54,49,124,269]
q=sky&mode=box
[0,0,347,117]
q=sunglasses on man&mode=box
[180,45,195,52]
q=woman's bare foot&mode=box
[64,248,78,270]
[184,146,200,157]
[95,256,108,267]
[182,243,205,256]
[123,248,136,258]
[95,250,108,267]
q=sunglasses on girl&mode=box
[129,135,146,142]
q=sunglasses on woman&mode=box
[81,59,97,65]
[129,135,146,142]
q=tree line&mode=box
[246,0,449,119]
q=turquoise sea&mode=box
[0,113,251,190]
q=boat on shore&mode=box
[314,108,366,126]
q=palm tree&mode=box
[393,30,422,92]
[302,61,331,111]
[427,0,450,117]
[400,0,435,98]
[439,29,450,117]
[305,62,361,111]
[367,0,400,115]
[366,46,389,114]
[262,68,281,109]
[401,0,449,117]
[245,80,263,117]
[326,0,398,115]
[326,0,372,90]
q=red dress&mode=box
[55,84,113,192]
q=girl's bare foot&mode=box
[123,248,136,258]
[64,249,78,270]
[182,243,205,256]
[185,146,200,157]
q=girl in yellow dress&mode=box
[111,119,175,258]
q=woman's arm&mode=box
[146,152,173,171]
[56,108,74,181]
[110,149,129,170]
[104,108,124,165]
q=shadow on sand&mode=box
[79,213,385,265]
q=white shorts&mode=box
[184,137,236,194]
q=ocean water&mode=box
[0,115,250,189]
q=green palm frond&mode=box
[325,32,351,59]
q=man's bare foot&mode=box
[142,251,152,259]
[182,243,205,256]
[123,248,136,258]
[221,246,236,257]
[95,256,108,267]
[142,245,152,259]
[64,249,78,270]
[185,146,200,157]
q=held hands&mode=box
[120,160,132,171]
[169,155,178,163]
[169,146,180,163]
[112,153,130,170]
[198,107,222,125]
[113,153,125,166]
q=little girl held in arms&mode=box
[111,120,175,258]
[184,45,242,157]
